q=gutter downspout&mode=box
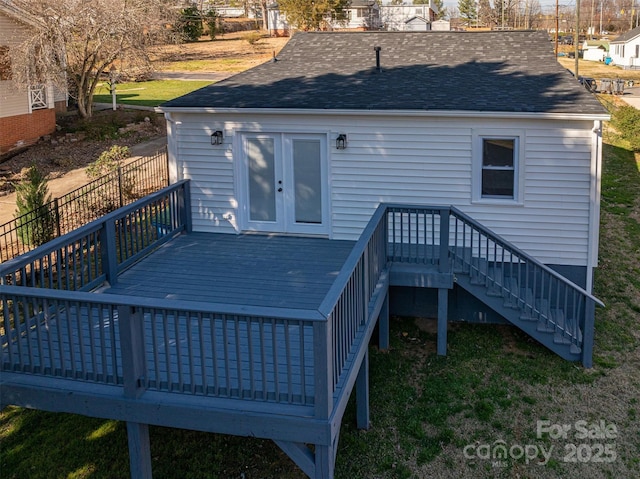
[586,120,603,293]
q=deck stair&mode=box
[447,212,601,365]
[386,205,603,367]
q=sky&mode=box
[440,0,577,14]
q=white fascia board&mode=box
[159,107,611,122]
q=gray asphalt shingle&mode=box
[162,30,606,115]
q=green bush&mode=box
[177,6,203,42]
[611,105,640,151]
[14,165,55,247]
[205,10,219,39]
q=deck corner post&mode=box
[356,349,370,430]
[100,220,118,286]
[582,299,596,368]
[439,208,451,274]
[181,181,192,233]
[313,318,333,419]
[126,422,152,479]
[437,288,448,356]
[118,305,147,399]
[314,445,335,479]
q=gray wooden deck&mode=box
[106,233,355,309]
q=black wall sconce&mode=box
[336,134,347,150]
[211,130,223,145]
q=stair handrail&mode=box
[449,206,604,308]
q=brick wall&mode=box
[0,108,56,154]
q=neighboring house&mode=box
[343,0,381,30]
[0,1,65,155]
[267,0,381,36]
[609,25,640,69]
[582,40,609,62]
[380,3,437,31]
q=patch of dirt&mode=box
[149,31,290,71]
[0,109,165,196]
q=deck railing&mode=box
[1,200,603,415]
[0,181,189,290]
[0,149,169,263]
[1,286,324,403]
[317,204,388,414]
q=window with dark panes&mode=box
[0,46,11,81]
[481,138,516,198]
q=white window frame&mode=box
[472,129,524,205]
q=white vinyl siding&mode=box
[0,12,31,118]
[167,113,596,267]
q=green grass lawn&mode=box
[93,80,213,107]
[1,104,639,478]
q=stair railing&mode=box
[448,207,603,367]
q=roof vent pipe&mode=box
[374,46,382,72]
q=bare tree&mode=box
[8,0,178,118]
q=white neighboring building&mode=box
[581,40,608,62]
[609,25,640,69]
[267,0,381,36]
[380,3,437,31]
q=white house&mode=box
[609,25,640,69]
[582,40,608,62]
[380,3,437,31]
[0,1,65,154]
[267,0,381,36]
[160,31,608,294]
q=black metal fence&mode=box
[0,148,169,263]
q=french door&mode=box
[240,133,329,235]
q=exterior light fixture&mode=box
[336,134,347,150]
[211,130,223,145]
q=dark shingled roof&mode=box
[162,31,606,115]
[610,25,640,44]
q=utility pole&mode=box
[555,0,559,57]
[575,0,580,77]
[599,0,603,35]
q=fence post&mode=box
[164,147,170,187]
[53,198,62,238]
[118,167,124,208]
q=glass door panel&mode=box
[292,139,322,224]
[246,137,276,222]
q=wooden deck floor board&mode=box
[107,233,355,310]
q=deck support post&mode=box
[437,288,448,356]
[378,293,389,350]
[582,299,595,368]
[356,349,370,430]
[314,445,335,479]
[126,422,152,479]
